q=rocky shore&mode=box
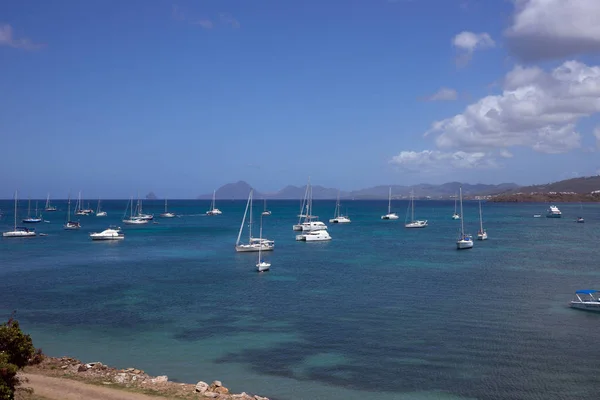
[487,192,600,203]
[22,356,269,400]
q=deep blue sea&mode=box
[1,199,600,399]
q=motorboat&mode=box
[296,230,332,242]
[90,227,124,241]
[546,205,562,218]
[64,221,81,230]
[533,214,542,218]
[570,290,600,312]
[576,217,584,223]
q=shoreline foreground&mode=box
[18,356,270,400]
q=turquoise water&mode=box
[1,199,600,399]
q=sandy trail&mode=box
[20,373,173,400]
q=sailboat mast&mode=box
[479,201,483,232]
[388,187,391,214]
[165,199,168,212]
[236,190,252,246]
[249,191,253,241]
[411,191,415,222]
[258,215,263,261]
[13,191,17,230]
[459,187,465,236]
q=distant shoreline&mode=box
[487,193,600,203]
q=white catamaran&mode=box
[404,191,427,228]
[329,190,351,224]
[206,190,222,215]
[381,187,399,220]
[235,190,274,252]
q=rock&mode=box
[195,381,209,393]
[77,364,88,372]
[125,368,135,372]
[133,369,142,374]
[151,375,168,384]
[203,392,219,398]
[231,393,254,400]
[102,382,111,385]
[214,386,229,394]
[212,380,222,387]
[254,396,269,400]
[60,365,68,370]
[113,373,128,384]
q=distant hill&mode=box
[198,181,520,200]
[489,175,600,202]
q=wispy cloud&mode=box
[219,13,240,29]
[171,5,239,30]
[424,87,458,101]
[0,24,44,50]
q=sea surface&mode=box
[1,199,600,400]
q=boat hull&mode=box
[22,218,42,223]
[405,220,428,228]
[329,218,351,223]
[123,219,148,225]
[3,230,36,238]
[477,231,488,240]
[292,224,303,231]
[570,302,600,312]
[96,212,107,217]
[456,240,474,249]
[160,213,176,218]
[381,214,399,220]
[90,235,124,241]
[256,262,271,272]
[235,244,274,252]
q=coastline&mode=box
[18,356,269,400]
[487,193,600,202]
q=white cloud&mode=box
[505,0,600,61]
[594,126,600,148]
[426,87,458,101]
[424,60,600,154]
[194,19,214,29]
[0,24,42,50]
[500,150,513,158]
[452,31,495,65]
[390,150,496,173]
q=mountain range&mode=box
[197,181,520,200]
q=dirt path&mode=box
[21,373,174,400]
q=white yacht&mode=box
[123,197,149,225]
[451,193,460,219]
[90,227,124,241]
[206,190,222,215]
[329,190,351,223]
[64,195,81,230]
[235,190,274,252]
[96,199,107,217]
[261,199,271,216]
[256,215,271,272]
[456,186,473,250]
[570,290,600,312]
[3,191,37,238]
[546,205,561,218]
[44,193,57,212]
[296,229,332,242]
[404,191,427,228]
[381,187,399,220]
[22,199,43,224]
[74,192,94,215]
[293,180,311,231]
[476,200,487,240]
[160,198,176,218]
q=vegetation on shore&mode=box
[488,192,600,203]
[0,314,43,400]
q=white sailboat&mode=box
[293,181,311,231]
[44,193,57,212]
[3,191,36,237]
[236,190,274,252]
[256,216,271,272]
[74,192,93,215]
[96,199,107,217]
[477,200,487,240]
[296,184,331,241]
[22,199,43,223]
[123,197,148,225]
[206,190,222,215]
[404,191,427,228]
[262,199,271,216]
[329,190,351,223]
[381,187,399,220]
[64,194,81,230]
[456,186,473,249]
[160,198,175,218]
[452,192,460,219]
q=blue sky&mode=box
[3,0,600,198]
